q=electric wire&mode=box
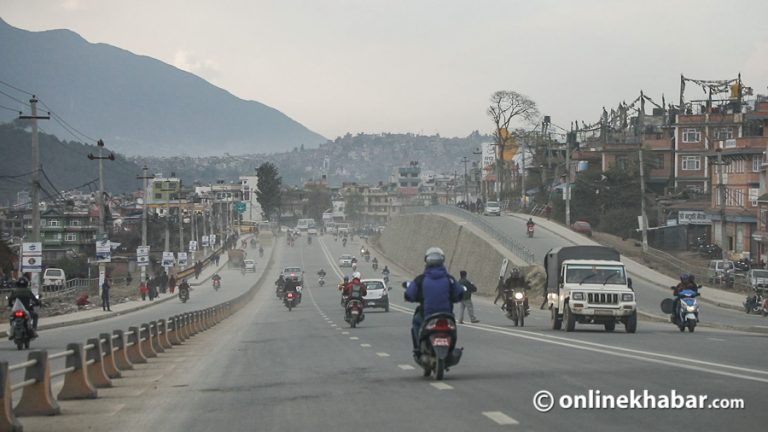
[0,79,34,96]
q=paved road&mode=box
[1,243,274,387]
[476,212,767,329]
[57,234,765,432]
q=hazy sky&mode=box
[2,0,767,139]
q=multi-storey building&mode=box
[39,208,98,260]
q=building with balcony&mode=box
[39,208,98,260]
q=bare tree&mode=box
[487,91,540,200]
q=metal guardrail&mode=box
[400,205,536,265]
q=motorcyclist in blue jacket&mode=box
[404,247,464,359]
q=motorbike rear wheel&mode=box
[687,318,696,332]
[350,317,357,328]
[435,358,445,380]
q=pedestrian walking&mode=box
[194,261,202,279]
[139,277,149,301]
[168,274,177,294]
[458,270,479,324]
[101,277,112,311]
[148,277,157,300]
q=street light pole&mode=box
[461,156,470,205]
[137,166,153,284]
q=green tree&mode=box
[305,187,331,221]
[256,162,282,221]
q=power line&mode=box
[0,170,38,179]
[0,88,30,107]
[38,99,97,143]
[0,104,22,114]
[40,168,64,198]
[0,79,34,96]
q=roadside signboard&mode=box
[95,237,111,263]
[189,240,198,252]
[162,251,175,267]
[178,252,188,268]
[210,234,217,246]
[201,235,210,247]
[500,258,509,278]
[137,246,150,267]
[21,242,43,272]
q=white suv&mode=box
[361,278,389,312]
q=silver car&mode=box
[484,201,501,216]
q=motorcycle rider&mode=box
[259,245,264,257]
[317,268,327,278]
[275,274,286,297]
[342,272,368,320]
[500,267,530,314]
[372,257,379,268]
[212,273,222,287]
[7,277,39,339]
[404,247,464,360]
[671,273,697,322]
[179,278,191,300]
[284,276,301,304]
[526,217,535,234]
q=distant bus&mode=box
[296,218,316,231]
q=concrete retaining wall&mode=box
[377,213,543,296]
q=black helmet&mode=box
[16,277,29,289]
[424,247,445,267]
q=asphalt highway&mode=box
[76,234,767,432]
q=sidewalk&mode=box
[508,212,745,310]
[0,241,252,337]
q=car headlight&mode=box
[514,292,524,300]
[571,292,584,301]
[622,293,634,302]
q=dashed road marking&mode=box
[430,382,453,390]
[376,352,390,357]
[482,411,519,425]
[331,324,337,327]
[398,364,415,370]
[350,336,359,340]
[707,337,725,342]
[360,343,371,347]
[342,331,349,335]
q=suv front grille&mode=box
[588,293,619,305]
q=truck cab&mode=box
[545,246,637,333]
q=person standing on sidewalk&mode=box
[458,270,479,324]
[101,277,112,311]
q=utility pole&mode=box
[461,156,470,205]
[565,124,573,227]
[18,96,49,293]
[178,180,184,254]
[87,139,115,295]
[638,147,649,252]
[521,138,526,208]
[453,170,458,204]
[136,166,153,284]
[713,148,730,258]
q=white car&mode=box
[243,259,256,272]
[361,278,389,312]
[308,228,318,236]
[484,201,501,216]
[339,254,355,267]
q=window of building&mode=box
[155,193,162,199]
[651,154,664,169]
[753,157,762,173]
[750,188,759,207]
[762,209,768,229]
[616,156,630,171]
[65,233,77,242]
[47,219,60,227]
[70,220,81,227]
[681,156,701,171]
[715,127,734,140]
[682,128,701,143]
[722,188,745,208]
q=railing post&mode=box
[112,330,134,370]
[58,343,97,400]
[0,361,23,432]
[177,315,188,341]
[189,312,200,335]
[202,309,210,330]
[99,333,121,379]
[149,321,165,353]
[126,327,147,364]
[139,324,157,358]
[15,350,61,416]
[168,316,183,344]
[86,338,112,388]
[157,319,173,349]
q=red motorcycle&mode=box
[345,298,365,328]
[527,224,534,238]
[212,278,221,291]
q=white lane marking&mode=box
[398,364,415,370]
[331,324,337,327]
[342,331,349,335]
[387,301,768,382]
[482,411,519,425]
[430,382,453,390]
[707,337,725,342]
[350,336,359,340]
[360,343,371,347]
[377,352,390,357]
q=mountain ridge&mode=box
[0,17,326,156]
